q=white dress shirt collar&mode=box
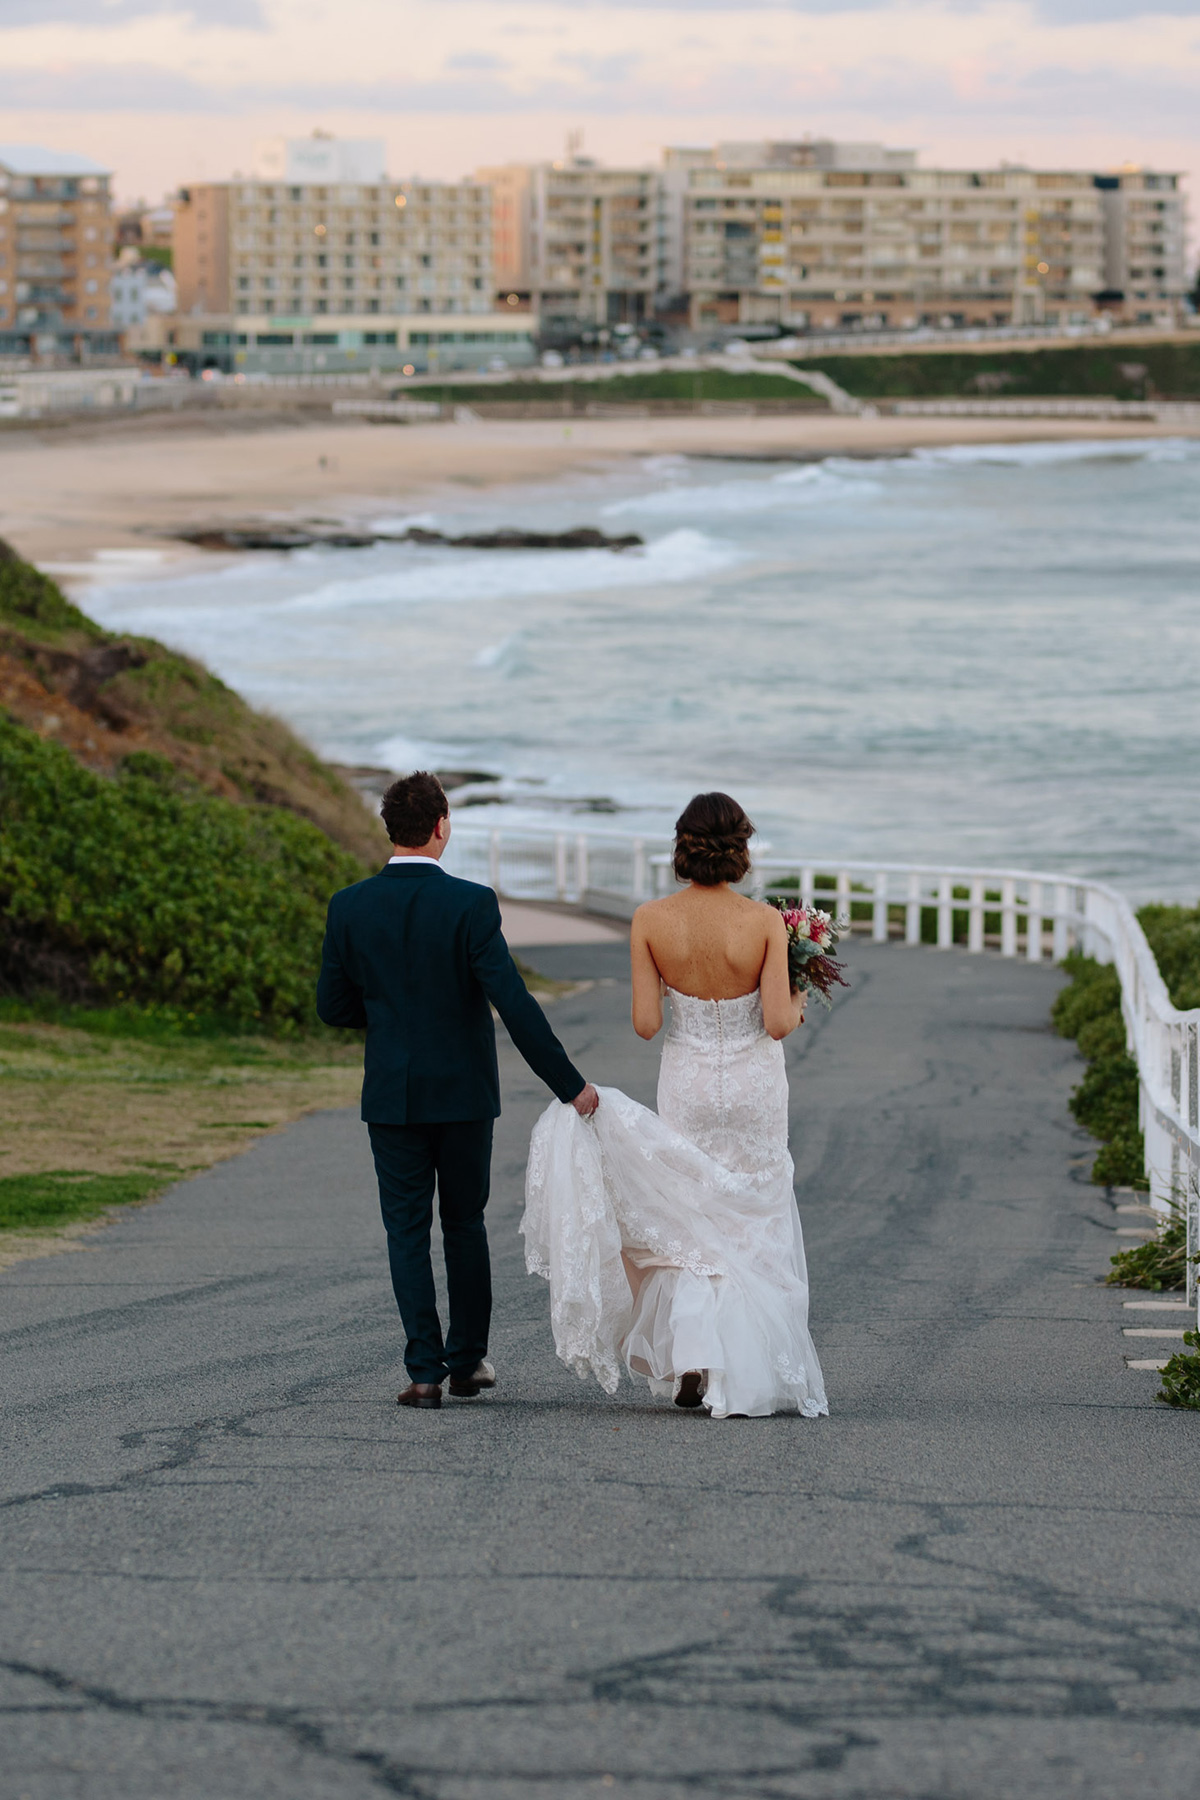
[386,854,445,869]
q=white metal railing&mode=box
[445,820,1200,1305]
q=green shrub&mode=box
[0,715,363,1029]
[1052,953,1147,1191]
[1106,1202,1188,1289]
[1156,1332,1200,1409]
[0,557,103,640]
[1138,904,1200,1011]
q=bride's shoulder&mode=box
[632,895,678,935]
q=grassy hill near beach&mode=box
[0,550,389,1251]
[0,543,387,866]
[791,340,1200,402]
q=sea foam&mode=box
[277,527,742,613]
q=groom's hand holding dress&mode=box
[315,772,595,1412]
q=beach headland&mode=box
[2,408,1198,569]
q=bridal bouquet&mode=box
[769,898,850,1007]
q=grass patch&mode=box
[0,1008,364,1248]
[791,340,1200,402]
[0,1168,171,1231]
[419,368,822,407]
[1156,1332,1200,1409]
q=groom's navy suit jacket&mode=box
[316,862,585,1125]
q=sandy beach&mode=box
[2,407,1198,568]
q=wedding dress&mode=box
[522,986,828,1419]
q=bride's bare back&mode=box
[631,884,803,1042]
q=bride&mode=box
[522,792,828,1420]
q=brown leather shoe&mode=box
[449,1360,496,1398]
[397,1381,442,1410]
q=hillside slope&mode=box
[0,542,387,866]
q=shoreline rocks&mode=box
[175,523,644,554]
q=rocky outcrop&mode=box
[175,522,644,553]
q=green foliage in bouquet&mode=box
[1156,1332,1200,1410]
[0,715,364,1030]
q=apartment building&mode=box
[675,147,1094,331]
[671,142,1187,332]
[477,158,657,326]
[0,144,120,360]
[1097,168,1187,323]
[170,136,534,374]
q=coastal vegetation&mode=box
[416,368,828,409]
[1052,920,1200,1292]
[792,340,1200,403]
[0,548,385,1247]
[1156,1333,1200,1409]
[0,1006,364,1247]
[0,542,387,865]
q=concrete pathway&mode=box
[3,941,1200,1800]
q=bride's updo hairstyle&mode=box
[673,791,754,887]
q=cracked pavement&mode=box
[3,941,1200,1799]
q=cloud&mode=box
[3,46,1195,133]
[444,50,509,69]
[0,0,265,20]
[0,62,235,111]
[438,0,1200,17]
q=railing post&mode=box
[1052,882,1071,962]
[967,877,984,953]
[801,866,814,909]
[632,838,647,902]
[936,874,953,948]
[905,872,921,946]
[872,871,888,943]
[488,829,501,894]
[554,833,568,903]
[835,870,851,931]
[575,833,589,903]
[1026,879,1044,963]
[1000,877,1018,958]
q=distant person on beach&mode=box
[524,791,828,1420]
[316,771,599,1411]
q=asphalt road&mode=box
[4,939,1200,1800]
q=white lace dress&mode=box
[522,986,828,1419]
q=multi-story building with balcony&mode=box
[0,144,120,361]
[477,157,657,327]
[1096,168,1187,324]
[170,137,535,375]
[665,141,1186,334]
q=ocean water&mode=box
[84,437,1200,899]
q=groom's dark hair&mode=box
[380,771,449,848]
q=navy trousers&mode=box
[367,1118,494,1385]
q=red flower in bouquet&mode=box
[768,897,850,1007]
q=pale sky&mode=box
[0,0,1196,253]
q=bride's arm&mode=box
[630,908,665,1039]
[760,909,805,1040]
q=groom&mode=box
[316,771,599,1411]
